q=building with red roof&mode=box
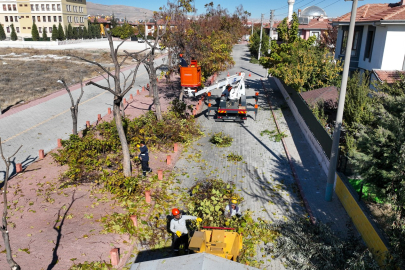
[332,1,405,79]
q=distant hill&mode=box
[87,2,155,22]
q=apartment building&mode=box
[0,0,87,38]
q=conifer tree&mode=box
[0,24,6,40]
[57,22,65,40]
[83,26,88,39]
[10,24,17,41]
[42,28,48,40]
[67,23,73,39]
[78,27,83,39]
[31,22,39,41]
[52,24,58,40]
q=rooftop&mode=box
[298,18,331,29]
[300,86,339,107]
[334,2,405,22]
[373,69,405,83]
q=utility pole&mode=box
[258,13,264,60]
[144,13,147,49]
[251,18,254,36]
[325,0,360,201]
[268,10,274,55]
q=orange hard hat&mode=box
[179,54,183,57]
[172,208,180,216]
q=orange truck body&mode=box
[180,60,202,88]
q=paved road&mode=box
[0,49,167,181]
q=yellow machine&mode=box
[189,226,243,261]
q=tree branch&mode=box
[68,55,115,79]
[86,81,118,96]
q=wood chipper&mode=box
[189,226,243,261]
[180,60,258,122]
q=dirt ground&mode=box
[0,75,204,269]
[0,47,137,113]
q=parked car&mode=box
[138,38,145,43]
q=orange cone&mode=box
[249,73,251,77]
[227,72,229,77]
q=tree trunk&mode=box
[1,230,20,270]
[151,70,162,121]
[148,79,153,97]
[113,98,132,177]
[179,87,184,101]
[71,106,78,135]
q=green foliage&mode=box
[344,71,374,130]
[0,24,6,40]
[227,152,242,162]
[31,22,39,41]
[209,132,233,147]
[83,26,88,39]
[57,23,65,40]
[10,24,17,41]
[67,24,73,39]
[111,23,134,39]
[248,27,270,59]
[270,218,379,269]
[259,13,342,92]
[42,28,48,40]
[169,98,193,118]
[260,129,287,142]
[69,261,113,270]
[52,110,202,185]
[373,72,405,97]
[186,179,279,267]
[51,25,58,41]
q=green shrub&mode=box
[227,152,242,162]
[209,132,233,147]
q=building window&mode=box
[16,27,19,33]
[364,26,375,61]
[21,16,24,18]
[8,4,11,11]
[23,27,26,29]
[44,27,47,33]
[48,16,51,22]
[24,4,27,7]
[15,16,18,22]
[46,4,49,11]
[49,27,52,33]
[6,26,10,33]
[54,16,57,22]
[41,4,45,11]
[19,4,22,7]
[52,4,55,11]
[31,4,34,11]
[59,16,62,22]
[57,4,61,11]
[39,27,42,33]
[35,4,39,11]
[28,27,31,29]
[3,4,6,11]
[37,16,41,22]
[5,16,8,22]
[32,16,35,22]
[340,30,360,57]
[13,4,16,11]
[10,16,13,22]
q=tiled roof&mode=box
[334,2,405,22]
[298,19,331,29]
[373,69,405,83]
[300,86,339,107]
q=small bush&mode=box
[260,129,287,142]
[209,132,233,147]
[69,261,112,270]
[227,152,243,162]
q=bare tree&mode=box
[0,138,22,270]
[69,32,148,177]
[58,77,84,135]
[125,21,169,121]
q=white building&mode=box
[332,1,405,82]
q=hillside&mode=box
[87,1,154,22]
